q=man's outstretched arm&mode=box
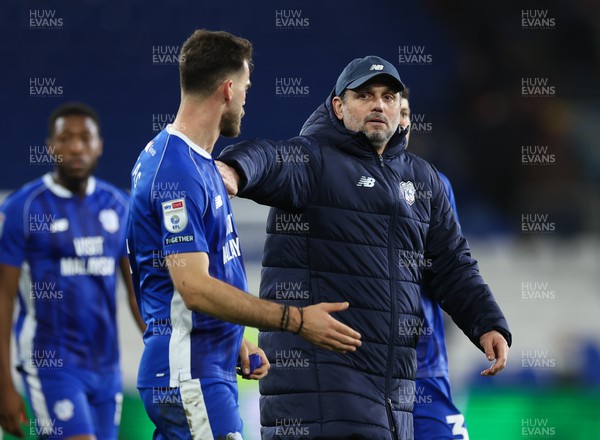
[167,251,361,353]
[217,137,322,211]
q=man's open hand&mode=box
[480,330,509,376]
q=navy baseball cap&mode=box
[335,55,405,96]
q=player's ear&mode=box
[97,137,104,157]
[45,136,60,160]
[222,79,234,103]
[332,96,344,121]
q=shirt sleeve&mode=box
[437,171,460,224]
[0,193,27,267]
[115,189,130,260]
[153,162,210,256]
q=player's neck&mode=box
[172,96,221,154]
[52,171,89,197]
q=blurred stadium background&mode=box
[1,0,599,438]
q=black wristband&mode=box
[293,307,304,335]
[280,305,290,332]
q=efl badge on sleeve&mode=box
[399,181,416,206]
[162,199,189,233]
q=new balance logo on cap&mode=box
[356,176,376,187]
[369,64,384,71]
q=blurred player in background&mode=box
[400,93,470,439]
[0,102,144,439]
[127,29,361,440]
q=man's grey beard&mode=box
[365,131,389,150]
[342,107,397,150]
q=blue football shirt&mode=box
[416,172,459,379]
[127,125,247,388]
[0,174,128,374]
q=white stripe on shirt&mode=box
[168,287,193,387]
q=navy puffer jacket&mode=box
[219,95,511,440]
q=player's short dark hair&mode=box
[48,102,100,136]
[179,29,253,97]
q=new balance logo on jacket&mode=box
[356,176,376,187]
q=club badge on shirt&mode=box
[99,209,119,233]
[162,198,188,233]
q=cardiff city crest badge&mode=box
[399,181,416,206]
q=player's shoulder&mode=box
[165,126,212,161]
[93,177,129,207]
[157,129,215,180]
[93,177,127,196]
[1,175,48,212]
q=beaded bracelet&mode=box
[293,307,304,335]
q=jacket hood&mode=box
[300,88,408,159]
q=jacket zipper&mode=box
[386,398,398,435]
[378,153,400,439]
